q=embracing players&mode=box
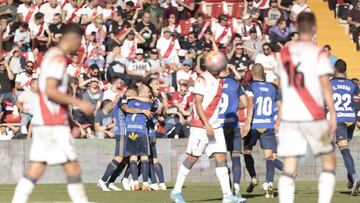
[331,59,360,195]
[276,12,337,203]
[243,63,283,198]
[12,24,93,203]
[170,52,246,203]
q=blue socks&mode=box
[107,162,126,185]
[154,162,165,183]
[130,161,139,181]
[231,156,241,185]
[274,159,284,172]
[141,160,150,183]
[340,147,356,182]
[101,159,120,182]
[244,154,257,178]
[265,158,275,183]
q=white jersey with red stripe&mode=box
[32,47,69,126]
[275,41,332,121]
[191,71,223,129]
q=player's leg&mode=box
[121,163,133,191]
[12,162,47,203]
[153,158,166,190]
[273,153,284,172]
[171,127,204,202]
[243,129,259,193]
[303,120,336,203]
[149,158,159,190]
[210,128,246,203]
[336,123,359,193]
[140,155,150,191]
[129,156,140,190]
[98,155,123,191]
[278,122,307,203]
[63,161,88,203]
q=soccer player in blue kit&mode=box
[331,59,360,195]
[218,67,248,197]
[242,63,283,198]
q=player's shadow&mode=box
[339,191,352,195]
[189,198,223,202]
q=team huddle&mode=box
[9,11,360,203]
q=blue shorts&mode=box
[115,135,125,157]
[244,128,277,152]
[224,127,242,153]
[336,122,356,142]
[149,136,158,158]
[124,131,150,157]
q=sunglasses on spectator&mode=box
[263,48,270,51]
[204,48,211,52]
[236,47,243,50]
[26,65,33,68]
[93,71,99,74]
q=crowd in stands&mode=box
[0,0,359,140]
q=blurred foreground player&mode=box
[170,52,246,203]
[331,59,360,195]
[276,12,337,203]
[12,24,94,203]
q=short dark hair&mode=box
[101,99,112,109]
[34,12,44,20]
[89,64,100,71]
[62,23,84,37]
[20,22,29,29]
[334,59,347,73]
[297,12,316,34]
[290,32,299,38]
[324,44,331,50]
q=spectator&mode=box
[103,76,125,101]
[228,43,254,70]
[14,22,31,52]
[144,0,164,31]
[16,78,37,138]
[94,99,114,139]
[147,48,163,76]
[101,0,117,23]
[106,45,128,79]
[67,53,86,78]
[85,32,106,71]
[191,12,211,40]
[0,59,16,105]
[0,124,18,140]
[161,13,180,37]
[135,11,157,51]
[323,44,338,68]
[244,28,265,59]
[157,27,181,65]
[269,18,291,51]
[85,15,107,44]
[81,77,103,114]
[180,31,202,52]
[212,14,232,49]
[105,11,131,51]
[80,0,102,25]
[277,0,293,20]
[264,0,283,33]
[127,48,151,79]
[17,0,40,24]
[61,0,82,24]
[49,13,65,45]
[15,61,36,92]
[244,0,260,19]
[255,43,277,74]
[30,12,51,52]
[39,0,61,25]
[176,59,197,88]
[119,27,146,60]
[348,0,360,51]
[79,64,101,87]
[7,47,26,74]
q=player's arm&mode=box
[194,94,215,140]
[275,100,282,132]
[242,95,253,137]
[45,78,94,114]
[320,75,336,135]
[238,84,248,109]
[120,103,154,118]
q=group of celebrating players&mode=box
[9,9,360,203]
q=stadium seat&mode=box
[232,3,244,19]
[179,20,191,36]
[211,3,225,18]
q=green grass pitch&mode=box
[1,182,359,203]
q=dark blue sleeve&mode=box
[238,84,245,97]
[354,83,360,95]
[120,96,128,106]
[275,90,281,102]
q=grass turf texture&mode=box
[0,182,359,203]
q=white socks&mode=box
[12,177,35,203]
[215,167,232,197]
[67,183,88,203]
[173,164,190,193]
[318,172,335,203]
[279,175,295,203]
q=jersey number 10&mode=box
[284,61,305,88]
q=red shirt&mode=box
[170,91,194,111]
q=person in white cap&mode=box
[126,48,151,78]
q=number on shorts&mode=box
[197,139,201,147]
[255,96,272,116]
[333,93,352,111]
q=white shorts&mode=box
[29,125,77,165]
[186,127,227,157]
[277,120,334,157]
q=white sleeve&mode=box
[44,56,67,80]
[317,51,333,76]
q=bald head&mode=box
[251,63,265,80]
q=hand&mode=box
[142,109,155,118]
[328,112,337,137]
[274,122,280,133]
[241,123,250,137]
[205,124,216,144]
[78,101,95,115]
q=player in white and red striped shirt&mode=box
[12,24,94,203]
[275,12,337,203]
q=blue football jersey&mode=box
[147,99,160,137]
[218,76,245,128]
[113,100,126,136]
[331,78,360,123]
[246,81,280,129]
[126,99,151,134]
